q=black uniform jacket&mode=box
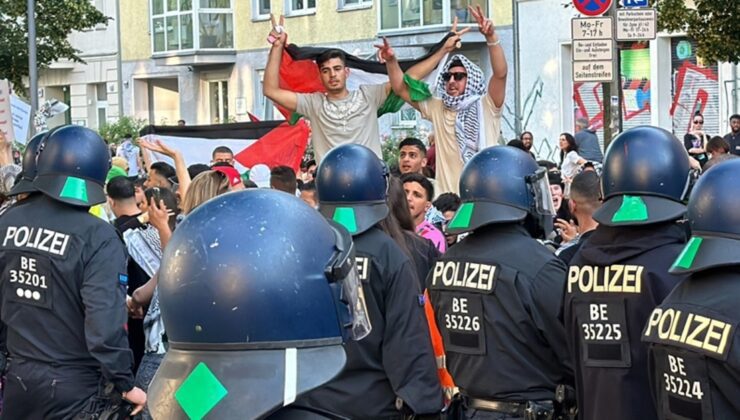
[428,223,573,401]
[297,226,443,418]
[564,222,688,420]
[0,194,134,392]
[643,267,740,419]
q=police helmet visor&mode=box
[527,167,555,218]
[148,346,347,420]
[326,221,372,341]
[669,235,740,274]
[319,202,389,236]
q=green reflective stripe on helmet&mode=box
[672,236,703,270]
[175,362,228,420]
[333,207,358,234]
[448,202,475,229]
[59,176,89,203]
[611,195,648,223]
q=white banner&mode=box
[10,95,32,144]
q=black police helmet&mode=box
[148,189,370,419]
[594,126,691,227]
[447,146,545,234]
[670,159,740,274]
[32,125,111,207]
[8,131,45,196]
[316,144,389,235]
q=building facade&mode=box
[119,0,516,141]
[37,0,122,130]
[515,0,740,162]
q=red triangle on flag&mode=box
[234,119,311,172]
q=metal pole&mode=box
[115,0,125,120]
[27,0,38,134]
[602,0,622,150]
[513,0,522,134]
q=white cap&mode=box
[249,164,271,188]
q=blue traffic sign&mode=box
[622,0,648,7]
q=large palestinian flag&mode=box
[278,34,452,121]
[140,120,310,172]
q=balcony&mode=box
[150,0,235,66]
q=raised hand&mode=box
[468,5,495,38]
[139,138,179,158]
[267,14,287,47]
[443,16,471,52]
[374,37,395,63]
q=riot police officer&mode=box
[432,145,573,419]
[643,158,740,419]
[295,144,443,418]
[0,125,146,418]
[563,126,692,420]
[147,189,371,419]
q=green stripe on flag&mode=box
[611,195,648,223]
[59,176,89,203]
[333,207,358,233]
[672,237,703,270]
[448,202,475,230]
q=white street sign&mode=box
[573,60,615,83]
[572,17,614,40]
[573,39,614,61]
[616,9,657,40]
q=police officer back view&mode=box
[147,189,371,419]
[0,125,146,418]
[563,126,692,420]
[296,144,444,418]
[643,159,740,419]
[431,146,573,419]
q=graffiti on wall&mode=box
[670,39,720,135]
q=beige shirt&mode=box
[297,84,387,162]
[419,95,503,195]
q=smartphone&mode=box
[151,187,162,204]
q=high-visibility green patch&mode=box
[59,177,88,203]
[672,237,703,270]
[333,207,358,234]
[611,195,648,223]
[175,362,228,420]
[448,202,475,229]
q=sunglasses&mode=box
[442,72,467,82]
[694,120,704,124]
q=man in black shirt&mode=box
[723,114,740,155]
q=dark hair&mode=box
[706,136,730,154]
[144,187,179,231]
[106,176,135,200]
[520,131,534,140]
[731,114,740,122]
[703,153,738,172]
[316,49,347,68]
[378,177,413,257]
[507,139,527,151]
[559,132,578,164]
[569,171,601,211]
[243,179,258,189]
[433,192,461,214]
[211,146,233,158]
[299,180,316,192]
[398,137,427,156]
[401,173,434,202]
[188,163,211,179]
[270,165,297,193]
[149,162,176,182]
[448,59,464,69]
[547,170,563,187]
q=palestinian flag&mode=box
[140,120,310,173]
[278,34,452,122]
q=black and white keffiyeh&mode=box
[435,55,487,163]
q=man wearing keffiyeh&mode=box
[379,5,508,195]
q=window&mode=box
[340,0,372,9]
[209,81,229,123]
[286,0,316,15]
[95,84,108,128]
[255,70,284,121]
[254,0,270,19]
[150,0,232,53]
[380,0,487,31]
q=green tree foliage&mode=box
[653,0,740,63]
[0,0,108,92]
[98,116,148,144]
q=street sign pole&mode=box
[27,0,38,135]
[602,0,622,150]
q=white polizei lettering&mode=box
[431,261,496,292]
[1,226,71,256]
[2,226,17,247]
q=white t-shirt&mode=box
[561,150,583,180]
[296,84,387,161]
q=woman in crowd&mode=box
[683,112,711,167]
[559,132,586,196]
